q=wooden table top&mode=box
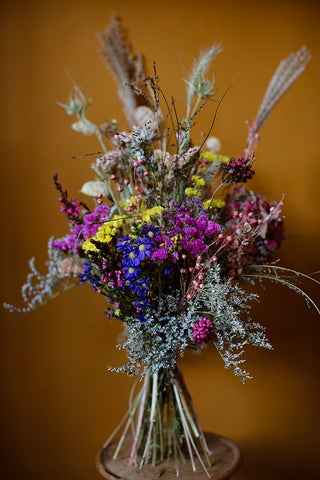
[96,432,242,480]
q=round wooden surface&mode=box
[96,432,242,480]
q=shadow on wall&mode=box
[235,440,320,480]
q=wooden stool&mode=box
[96,432,241,480]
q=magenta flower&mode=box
[192,317,215,344]
[151,245,169,261]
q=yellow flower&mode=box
[82,238,98,254]
[142,206,164,222]
[192,175,205,188]
[200,152,229,164]
[95,215,124,243]
[203,198,225,210]
[82,215,125,254]
[200,151,215,162]
[121,195,145,210]
[215,154,230,164]
[185,187,201,198]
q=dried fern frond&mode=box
[98,15,146,126]
[246,46,311,147]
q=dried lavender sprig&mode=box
[246,46,311,150]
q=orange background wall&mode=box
[1,1,319,479]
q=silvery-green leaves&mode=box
[58,82,107,152]
[57,84,91,116]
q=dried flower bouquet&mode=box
[5,15,319,477]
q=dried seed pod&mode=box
[205,136,221,153]
[175,146,200,169]
[134,106,161,131]
[80,180,109,197]
[71,119,96,135]
[99,119,121,138]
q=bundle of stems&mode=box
[103,364,212,477]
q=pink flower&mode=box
[192,317,215,344]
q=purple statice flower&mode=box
[183,226,198,237]
[205,221,221,236]
[151,245,169,261]
[180,237,207,257]
[52,235,74,252]
[52,205,110,253]
[157,198,221,259]
[52,224,84,253]
[82,204,110,239]
[195,216,208,230]
[192,317,215,345]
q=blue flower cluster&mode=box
[79,261,101,292]
[117,224,158,321]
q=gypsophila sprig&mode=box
[187,264,271,382]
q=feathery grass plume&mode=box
[243,264,320,315]
[98,14,146,126]
[185,44,222,118]
[246,46,311,150]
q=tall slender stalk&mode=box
[103,363,212,477]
